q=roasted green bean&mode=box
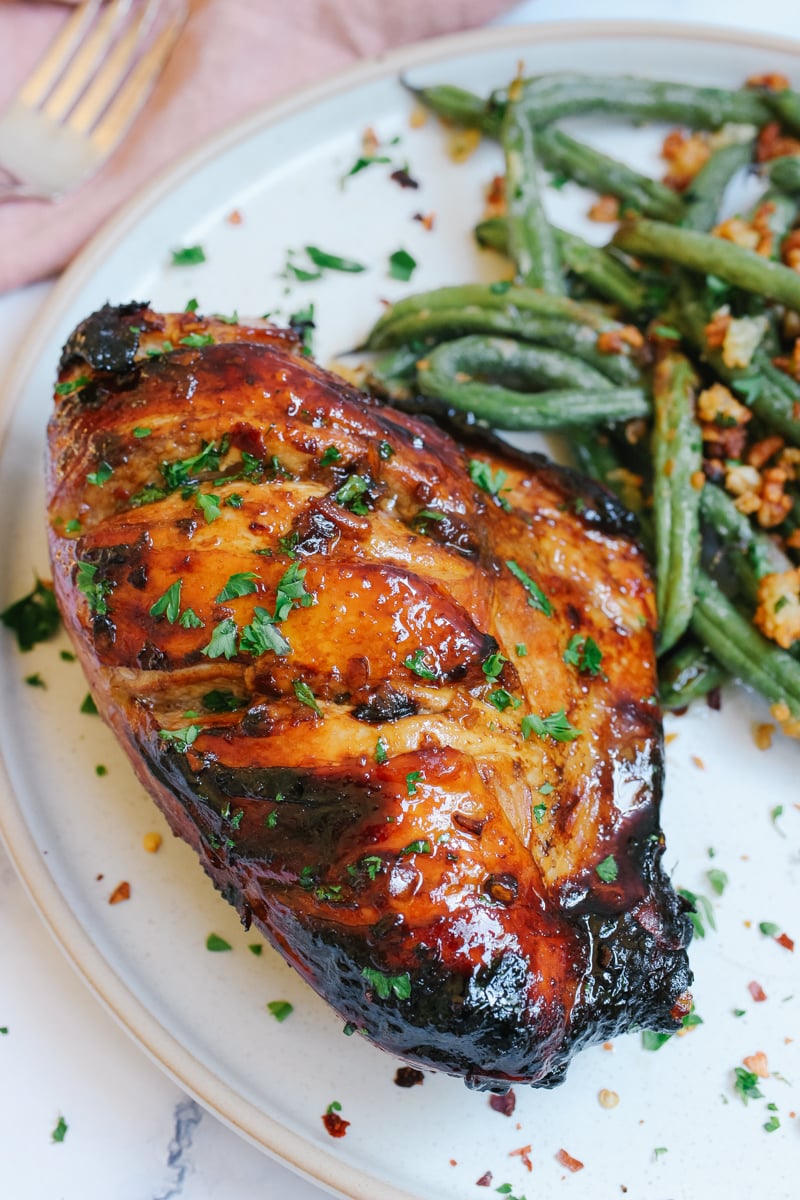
[614,216,800,311]
[682,140,754,232]
[652,351,703,654]
[535,126,685,223]
[658,639,728,709]
[765,154,800,193]
[502,98,564,291]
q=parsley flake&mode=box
[469,459,511,511]
[267,1000,294,1022]
[159,723,200,752]
[203,689,245,713]
[179,332,215,348]
[80,692,98,715]
[149,579,182,624]
[401,839,431,855]
[596,854,619,883]
[563,634,603,676]
[201,617,239,659]
[320,446,342,466]
[533,803,548,824]
[404,648,436,680]
[86,460,113,487]
[521,709,582,743]
[55,376,90,396]
[334,474,371,514]
[75,561,113,615]
[51,1115,68,1144]
[375,737,389,764]
[506,560,553,616]
[482,651,506,682]
[293,678,322,716]
[406,770,423,796]
[205,933,232,952]
[678,887,716,938]
[361,967,411,1000]
[707,868,728,897]
[171,245,206,266]
[196,492,221,523]
[305,245,366,273]
[216,572,259,603]
[240,607,291,657]
[388,249,417,281]
[24,673,45,688]
[733,1066,763,1104]
[1,578,61,651]
[178,608,204,629]
[273,561,314,622]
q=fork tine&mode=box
[69,0,158,135]
[17,0,103,108]
[43,0,134,122]
[90,4,187,157]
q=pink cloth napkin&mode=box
[0,0,513,293]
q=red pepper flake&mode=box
[394,1066,424,1087]
[413,211,436,231]
[449,1159,457,1166]
[556,1148,585,1173]
[322,1108,350,1138]
[691,754,705,770]
[748,980,768,1002]
[476,1171,493,1187]
[108,881,130,905]
[776,932,795,952]
[489,1088,516,1116]
[743,1051,769,1078]
[390,167,419,190]
[227,209,243,225]
[510,1144,533,1172]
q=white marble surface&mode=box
[0,1,797,1197]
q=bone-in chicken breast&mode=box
[47,304,692,1090]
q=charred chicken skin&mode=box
[47,304,692,1090]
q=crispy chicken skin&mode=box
[47,304,692,1090]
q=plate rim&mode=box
[2,18,800,1200]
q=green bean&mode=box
[765,154,800,193]
[508,73,771,130]
[401,82,502,136]
[502,99,564,292]
[475,218,648,313]
[764,88,800,137]
[682,140,754,232]
[747,186,798,248]
[367,283,620,341]
[700,481,792,604]
[693,570,800,715]
[416,336,649,429]
[613,216,800,311]
[366,344,421,401]
[658,638,728,709]
[365,305,642,386]
[652,351,703,655]
[534,126,685,223]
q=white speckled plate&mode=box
[0,21,798,1200]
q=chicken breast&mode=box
[47,303,692,1090]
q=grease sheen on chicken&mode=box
[47,305,692,1090]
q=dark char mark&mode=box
[60,301,146,373]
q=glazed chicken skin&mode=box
[47,304,692,1090]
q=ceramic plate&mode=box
[0,21,798,1200]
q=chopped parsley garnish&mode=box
[388,248,417,281]
[25,673,45,688]
[488,689,520,712]
[55,376,90,396]
[314,884,343,902]
[65,519,82,533]
[506,560,553,617]
[707,868,728,897]
[1,578,61,651]
[375,737,389,764]
[205,933,232,952]
[320,446,342,466]
[764,1114,781,1133]
[149,579,182,623]
[305,245,366,273]
[171,245,206,266]
[161,437,228,490]
[185,298,199,312]
[678,887,716,939]
[538,781,554,795]
[201,617,239,659]
[248,943,263,955]
[404,648,436,680]
[133,426,151,438]
[267,1000,294,1022]
[352,855,383,881]
[401,839,431,855]
[759,921,781,937]
[345,154,392,178]
[51,1115,68,1143]
[202,689,245,713]
[225,493,243,508]
[334,474,370,514]
[770,804,785,834]
[563,634,603,676]
[76,561,113,615]
[293,678,322,716]
[179,332,215,348]
[596,854,619,883]
[196,492,221,523]
[378,440,394,460]
[80,692,98,715]
[240,608,291,657]
[95,765,108,777]
[130,484,167,507]
[86,460,113,487]
[273,561,314,622]
[533,802,548,824]
[515,642,527,656]
[732,376,762,404]
[469,459,511,511]
[159,723,200,752]
[733,1066,763,1104]
[361,967,411,1000]
[278,531,299,558]
[214,310,239,325]
[216,571,259,603]
[289,303,315,356]
[60,650,76,661]
[406,770,423,796]
[482,651,506,682]
[521,709,582,743]
[178,608,204,629]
